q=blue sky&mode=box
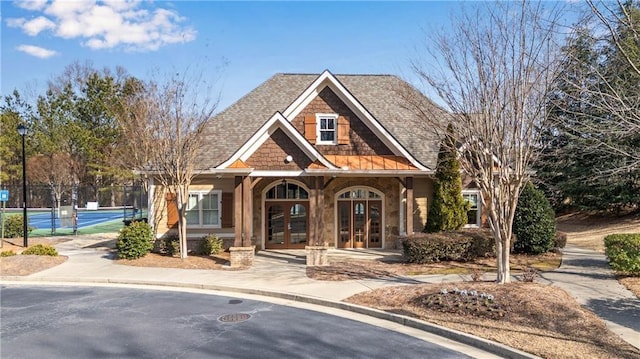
[1,1,578,111]
[0,1,464,110]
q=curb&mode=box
[1,276,539,359]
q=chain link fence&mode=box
[0,184,147,238]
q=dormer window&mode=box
[317,113,337,144]
[304,113,350,145]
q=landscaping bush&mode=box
[22,244,58,256]
[604,233,640,275]
[196,234,223,255]
[403,230,494,264]
[1,250,16,257]
[116,221,154,260]
[554,231,568,249]
[2,215,32,238]
[513,182,556,254]
[157,233,180,257]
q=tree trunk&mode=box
[176,188,188,259]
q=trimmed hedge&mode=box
[116,221,154,260]
[402,230,494,264]
[22,244,58,256]
[604,233,640,275]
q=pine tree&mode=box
[425,125,468,232]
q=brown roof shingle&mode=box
[197,73,443,170]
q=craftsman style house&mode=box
[148,70,482,252]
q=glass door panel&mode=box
[353,201,366,248]
[338,201,351,248]
[368,201,382,248]
[289,203,307,247]
[267,205,285,247]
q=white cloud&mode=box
[7,0,196,52]
[16,44,58,58]
[22,16,56,36]
[14,0,48,11]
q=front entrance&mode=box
[337,188,383,248]
[264,181,309,249]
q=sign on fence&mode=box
[60,205,75,228]
[0,190,8,202]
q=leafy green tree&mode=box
[513,182,556,254]
[425,125,468,232]
[0,90,35,187]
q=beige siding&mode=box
[413,177,434,233]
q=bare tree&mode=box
[580,0,640,172]
[27,153,77,210]
[409,1,564,283]
[126,70,219,259]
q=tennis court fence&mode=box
[0,184,147,237]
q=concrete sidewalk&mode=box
[539,244,640,348]
[2,237,639,353]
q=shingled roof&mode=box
[197,73,443,170]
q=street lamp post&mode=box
[17,124,28,248]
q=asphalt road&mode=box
[1,285,473,359]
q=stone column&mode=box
[233,176,243,247]
[406,176,414,235]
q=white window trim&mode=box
[186,190,222,228]
[316,113,338,145]
[462,190,482,228]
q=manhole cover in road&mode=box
[218,313,251,323]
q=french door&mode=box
[265,201,308,249]
[338,199,382,249]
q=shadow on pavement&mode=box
[587,297,640,332]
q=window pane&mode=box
[326,117,335,129]
[298,187,308,199]
[187,194,199,210]
[186,194,199,225]
[320,118,327,129]
[320,130,334,141]
[203,193,218,210]
[203,209,219,225]
[186,210,199,225]
[467,210,478,225]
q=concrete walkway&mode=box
[539,244,640,348]
[2,237,639,353]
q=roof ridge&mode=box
[276,73,396,77]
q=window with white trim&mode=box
[185,190,222,227]
[316,113,337,144]
[462,191,481,227]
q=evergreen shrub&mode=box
[22,244,58,256]
[425,125,468,232]
[2,215,32,238]
[116,221,154,259]
[604,234,640,275]
[1,250,16,257]
[196,234,223,255]
[513,182,556,254]
[158,233,180,257]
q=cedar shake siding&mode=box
[293,87,394,156]
[245,128,314,170]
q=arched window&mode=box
[266,182,309,200]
